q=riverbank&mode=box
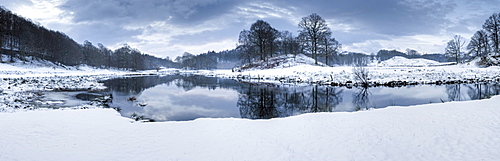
[0,60,180,112]
[195,65,500,86]
[189,54,500,86]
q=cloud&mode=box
[0,0,33,9]
[5,0,499,58]
[53,0,250,57]
[261,0,460,54]
[345,40,384,54]
[346,34,453,54]
[3,0,68,26]
[274,0,455,35]
[58,0,242,25]
[67,22,143,48]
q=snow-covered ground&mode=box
[0,55,127,78]
[1,55,500,160]
[0,59,175,112]
[235,54,327,71]
[373,56,453,67]
[1,96,499,160]
[196,56,500,86]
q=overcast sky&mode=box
[3,0,499,58]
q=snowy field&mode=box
[198,55,500,86]
[1,56,500,160]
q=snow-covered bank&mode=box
[199,65,500,86]
[0,61,122,78]
[0,60,180,112]
[196,55,500,86]
[0,61,122,112]
[1,96,499,160]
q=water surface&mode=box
[100,75,500,121]
[44,75,500,121]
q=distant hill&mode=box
[375,56,453,67]
[376,49,468,63]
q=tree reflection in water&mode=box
[448,83,500,101]
[446,84,462,101]
[237,84,343,119]
[353,87,370,111]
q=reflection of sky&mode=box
[370,85,449,106]
[335,85,456,111]
[120,84,240,121]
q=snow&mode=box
[198,65,500,87]
[0,55,126,78]
[236,54,327,71]
[374,56,451,67]
[1,55,500,160]
[1,96,499,160]
[197,56,500,85]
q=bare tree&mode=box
[237,30,256,64]
[237,20,279,62]
[468,30,490,58]
[278,30,301,58]
[445,35,466,63]
[483,13,500,55]
[405,48,419,57]
[319,32,341,66]
[352,66,370,87]
[298,13,330,65]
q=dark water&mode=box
[45,75,500,121]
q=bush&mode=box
[352,66,370,87]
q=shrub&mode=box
[352,66,370,87]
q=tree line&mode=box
[0,6,177,70]
[178,47,460,69]
[172,49,242,70]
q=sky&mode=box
[2,0,499,59]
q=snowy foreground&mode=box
[1,96,499,160]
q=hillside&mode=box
[375,56,452,67]
[235,54,327,71]
[472,55,500,67]
[0,7,177,70]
